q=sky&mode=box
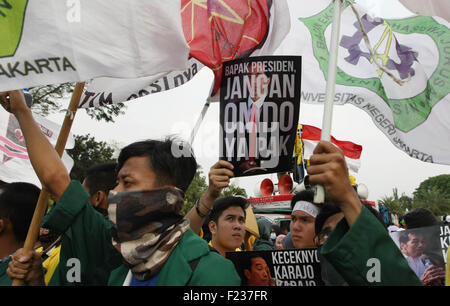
[46,0,450,203]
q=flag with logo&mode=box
[80,0,290,108]
[276,0,450,165]
[300,124,363,174]
[0,108,74,188]
[0,0,189,92]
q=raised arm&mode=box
[186,160,234,234]
[307,141,362,226]
[0,90,70,201]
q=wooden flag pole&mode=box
[314,0,344,204]
[12,82,85,286]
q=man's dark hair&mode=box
[84,162,117,196]
[117,137,197,192]
[209,196,248,224]
[314,203,342,235]
[403,208,438,229]
[242,253,265,272]
[0,182,40,242]
[290,190,315,210]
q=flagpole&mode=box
[314,0,344,204]
[12,82,85,286]
[189,80,215,145]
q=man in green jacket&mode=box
[2,90,240,286]
[307,141,422,286]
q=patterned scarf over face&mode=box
[108,187,190,281]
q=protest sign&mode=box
[390,225,445,285]
[219,56,301,177]
[226,249,323,286]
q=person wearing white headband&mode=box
[289,190,320,249]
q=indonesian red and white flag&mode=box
[300,124,363,174]
[0,108,74,188]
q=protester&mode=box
[82,162,118,216]
[185,160,234,235]
[207,196,247,257]
[275,234,286,250]
[242,253,275,286]
[37,162,118,285]
[307,141,422,285]
[289,190,320,249]
[252,218,276,251]
[1,90,240,286]
[403,208,438,229]
[0,182,41,285]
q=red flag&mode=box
[300,124,362,159]
[181,0,270,94]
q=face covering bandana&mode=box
[108,187,190,281]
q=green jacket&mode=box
[42,181,122,286]
[43,180,240,286]
[320,205,422,286]
[109,229,241,286]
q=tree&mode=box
[182,166,208,215]
[29,82,126,122]
[412,174,450,216]
[220,184,247,199]
[378,188,412,217]
[66,134,117,182]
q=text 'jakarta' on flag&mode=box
[0,0,190,92]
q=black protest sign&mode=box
[219,56,301,177]
[390,226,445,285]
[226,249,323,286]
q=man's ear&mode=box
[244,269,251,280]
[91,190,105,207]
[208,220,217,235]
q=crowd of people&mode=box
[0,90,447,286]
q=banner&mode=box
[219,56,301,177]
[79,58,204,108]
[226,249,324,286]
[276,0,450,165]
[0,0,189,92]
[0,108,74,188]
[390,225,445,285]
[80,0,290,107]
[300,124,363,174]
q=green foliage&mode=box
[66,134,116,182]
[182,166,208,215]
[380,175,450,218]
[29,82,126,122]
[378,188,412,218]
[219,184,247,199]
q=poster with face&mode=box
[226,249,323,286]
[219,56,302,177]
[390,226,445,286]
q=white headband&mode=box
[292,201,320,218]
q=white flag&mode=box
[276,0,450,165]
[0,109,74,188]
[0,0,189,91]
